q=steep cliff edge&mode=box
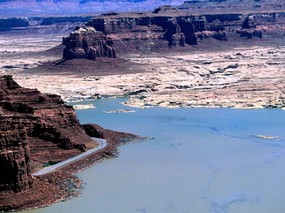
[58,7,284,59]
[0,75,92,210]
[86,12,199,53]
[83,10,267,54]
[0,75,94,164]
[0,75,140,211]
[60,11,227,56]
[0,75,94,194]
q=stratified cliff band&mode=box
[0,75,93,193]
[63,26,116,60]
[62,7,267,59]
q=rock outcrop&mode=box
[83,9,265,53]
[163,18,197,46]
[85,13,202,52]
[58,6,280,56]
[0,75,94,193]
[237,15,263,39]
[63,26,116,60]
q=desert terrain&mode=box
[2,35,284,110]
[1,1,285,211]
[1,8,284,110]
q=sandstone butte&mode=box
[0,75,138,211]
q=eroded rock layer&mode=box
[0,123,32,192]
[86,13,199,52]
[60,6,283,58]
[84,10,267,53]
[0,75,141,211]
[63,26,116,60]
[0,75,93,193]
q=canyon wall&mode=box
[0,75,94,193]
[0,122,32,192]
[86,13,200,52]
[59,8,249,57]
[83,9,269,54]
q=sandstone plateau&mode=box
[60,6,268,60]
[83,7,268,53]
[60,6,269,60]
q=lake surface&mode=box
[23,98,285,213]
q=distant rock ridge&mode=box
[152,5,179,14]
[0,0,285,17]
[81,10,264,54]
[0,18,29,30]
[59,7,278,59]
[0,0,184,16]
[84,13,209,52]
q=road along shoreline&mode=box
[32,138,107,176]
[0,126,144,212]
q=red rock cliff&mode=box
[0,123,32,192]
[0,75,94,192]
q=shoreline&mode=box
[0,125,144,212]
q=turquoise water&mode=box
[24,98,285,213]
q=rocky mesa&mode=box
[60,5,273,60]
